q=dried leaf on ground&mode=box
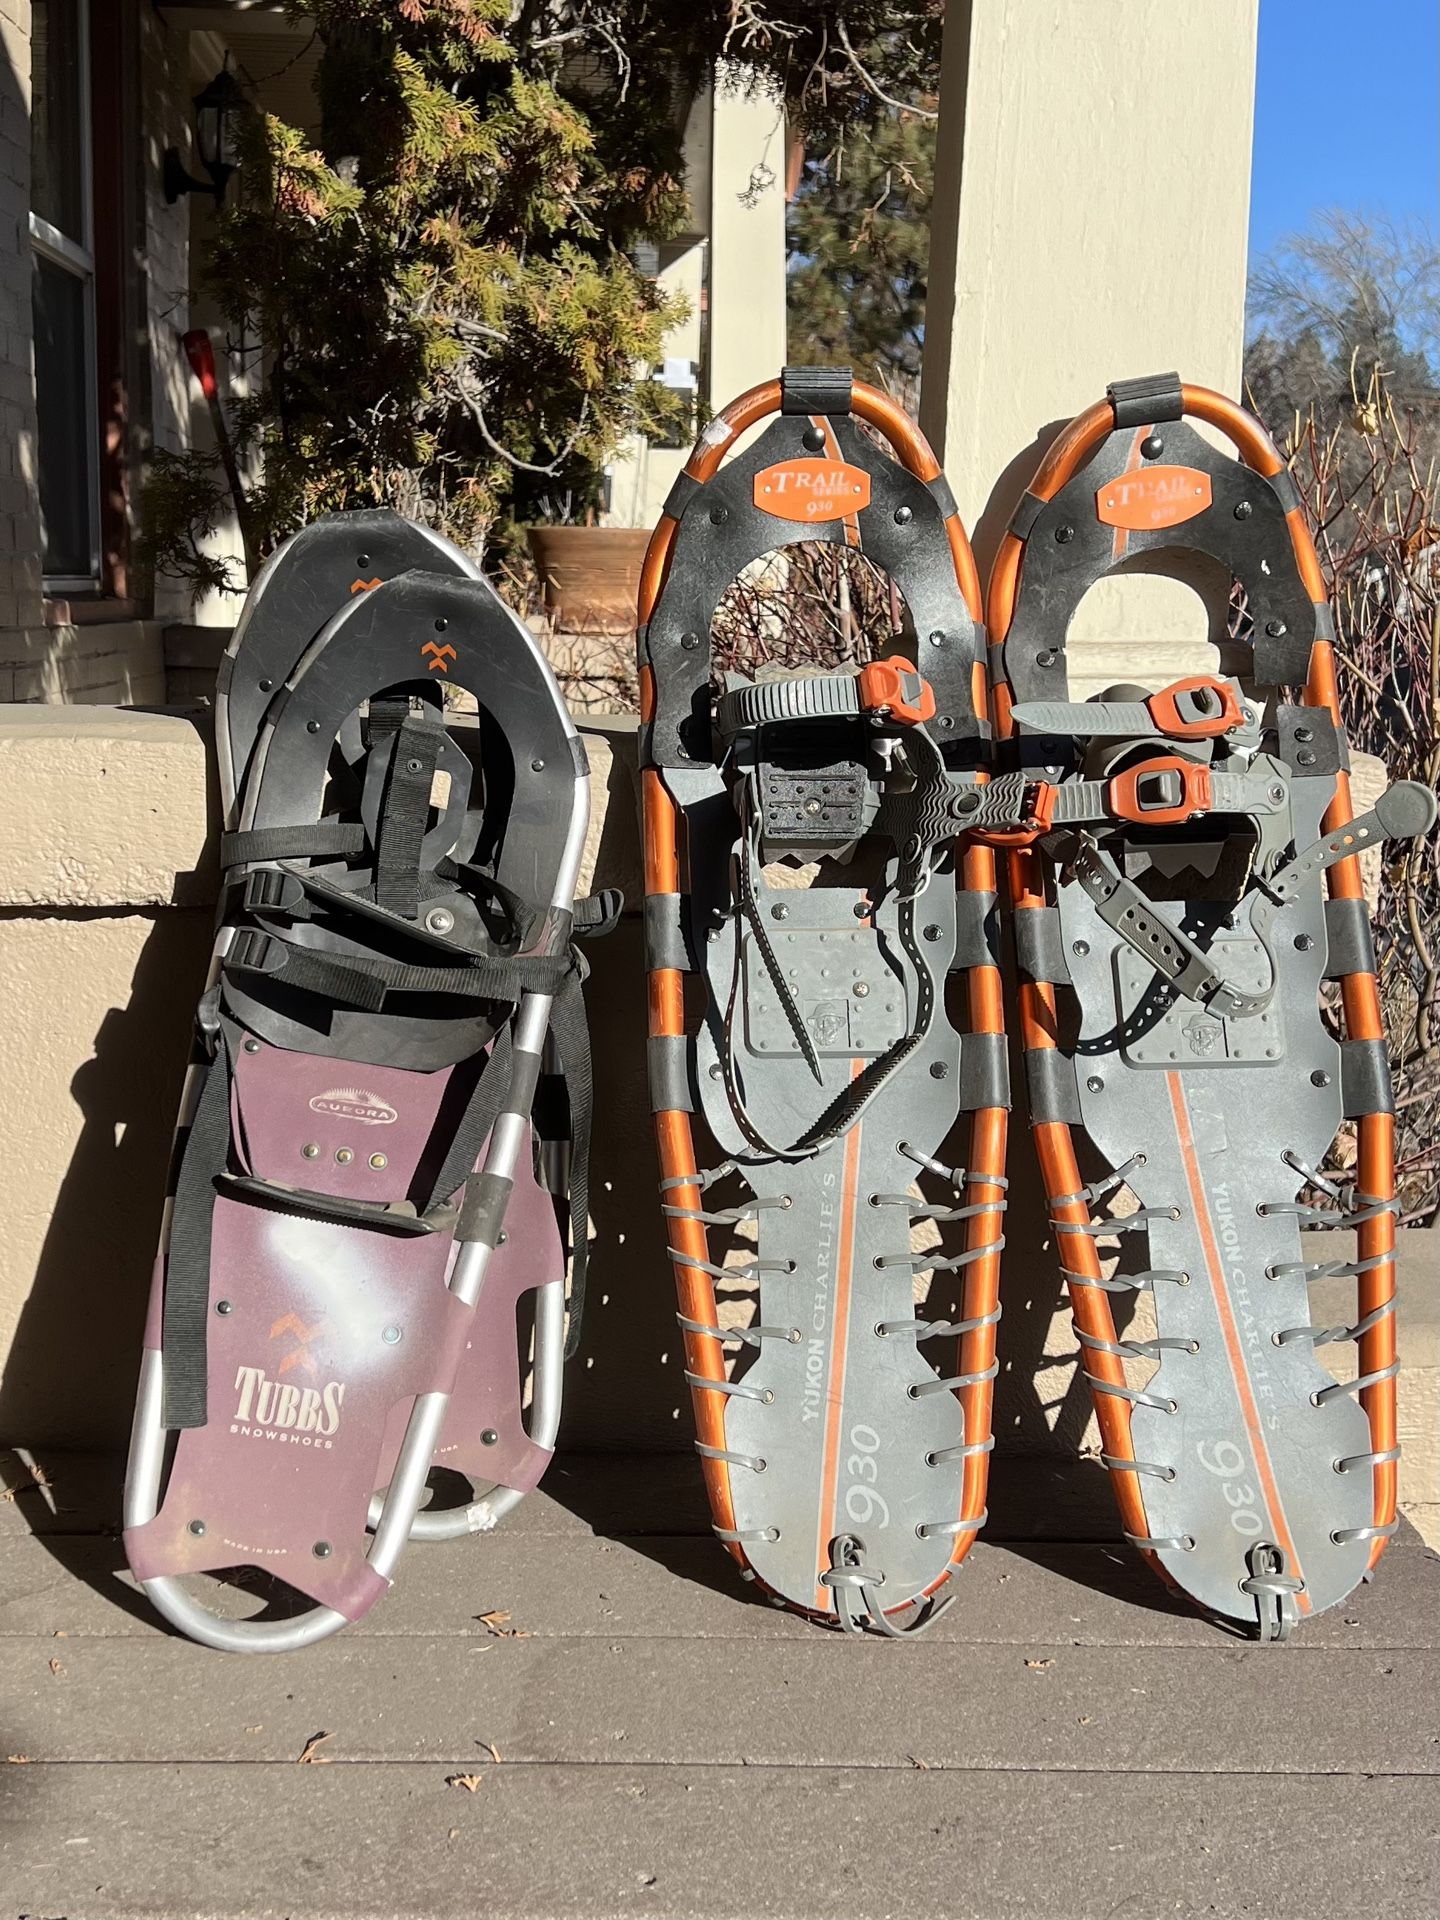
[297,1731,333,1764]
[447,1773,484,1793]
[1024,1657,1055,1671]
[476,1610,531,1639]
[48,1658,64,1677]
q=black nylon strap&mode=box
[780,365,852,415]
[1107,372,1184,428]
[574,889,624,937]
[373,712,442,918]
[422,1029,514,1217]
[544,965,596,1359]
[220,823,366,868]
[161,1044,234,1428]
[226,926,571,1010]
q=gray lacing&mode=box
[1052,1152,1191,1296]
[820,1533,953,1638]
[1240,1542,1302,1642]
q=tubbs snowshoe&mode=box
[124,510,610,1650]
[638,367,1009,1634]
[982,374,1436,1640]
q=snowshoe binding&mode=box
[638,368,1009,1634]
[984,374,1436,1639]
[124,510,608,1649]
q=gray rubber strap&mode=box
[1012,698,1155,737]
[716,674,862,733]
[1051,772,1285,825]
[1066,834,1273,1018]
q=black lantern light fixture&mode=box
[163,61,246,206]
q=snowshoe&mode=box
[983,374,1436,1639]
[638,367,1009,1634]
[124,512,607,1649]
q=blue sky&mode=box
[1248,0,1439,266]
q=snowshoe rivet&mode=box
[313,1541,333,1559]
[307,719,321,733]
[1265,619,1287,637]
[771,903,789,920]
[803,426,825,451]
[710,507,728,525]
[853,902,868,918]
[928,630,946,648]
[1177,1273,1191,1286]
[244,1038,261,1053]
[754,1459,767,1473]
[1234,500,1252,520]
[1055,525,1075,544]
[381,1325,402,1345]
[929,1062,948,1079]
[498,1230,507,1244]
[957,790,981,813]
[302,1142,320,1159]
[939,715,954,729]
[215,1299,233,1315]
[258,677,273,692]
[923,924,943,941]
[761,1390,775,1405]
[434,617,448,632]
[357,554,371,567]
[708,1064,722,1080]
[788,1326,802,1342]
[853,982,871,998]
[426,907,456,934]
[1072,939,1090,956]
[1311,1069,1331,1087]
[1086,1075,1104,1092]
[894,506,913,526]
[406,757,423,774]
[804,798,822,815]
[188,1520,206,1537]
[1037,649,1058,668]
[369,1153,387,1170]
[1295,725,1314,742]
[531,758,545,772]
[1294,933,1315,951]
[1141,434,1164,459]
[1298,750,1316,766]
[336,1148,354,1164]
[482,1429,499,1446]
[681,632,700,650]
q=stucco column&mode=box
[921,0,1259,695]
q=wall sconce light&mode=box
[163,63,245,206]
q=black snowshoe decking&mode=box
[984,376,1435,1638]
[125,511,605,1651]
[638,368,1009,1634]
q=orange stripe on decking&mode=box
[1166,1073,1311,1612]
[813,1060,866,1610]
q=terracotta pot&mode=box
[526,525,651,635]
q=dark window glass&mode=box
[31,0,87,242]
[33,253,93,579]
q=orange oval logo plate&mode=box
[1096,465,1212,531]
[754,459,872,524]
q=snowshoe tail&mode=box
[639,367,1009,1634]
[985,374,1436,1639]
[124,515,599,1649]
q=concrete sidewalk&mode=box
[1,1448,1437,1920]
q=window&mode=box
[31,0,99,591]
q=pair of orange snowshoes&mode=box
[638,366,1434,1642]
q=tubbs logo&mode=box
[753,458,872,524]
[1096,465,1213,532]
[308,1087,398,1127]
[231,1365,346,1444]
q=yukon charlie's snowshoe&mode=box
[125,510,608,1649]
[638,368,1009,1633]
[982,375,1435,1639]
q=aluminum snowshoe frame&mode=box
[638,368,1009,1634]
[983,375,1436,1639]
[124,511,601,1650]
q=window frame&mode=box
[29,0,102,597]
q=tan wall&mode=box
[921,0,1260,699]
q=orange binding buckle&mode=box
[1107,756,1213,826]
[973,780,1057,849]
[857,655,936,726]
[1145,676,1244,740]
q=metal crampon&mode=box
[983,374,1435,1639]
[639,367,1009,1633]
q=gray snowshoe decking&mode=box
[124,511,607,1650]
[984,375,1436,1639]
[639,368,1009,1635]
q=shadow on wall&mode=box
[0,905,215,1450]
